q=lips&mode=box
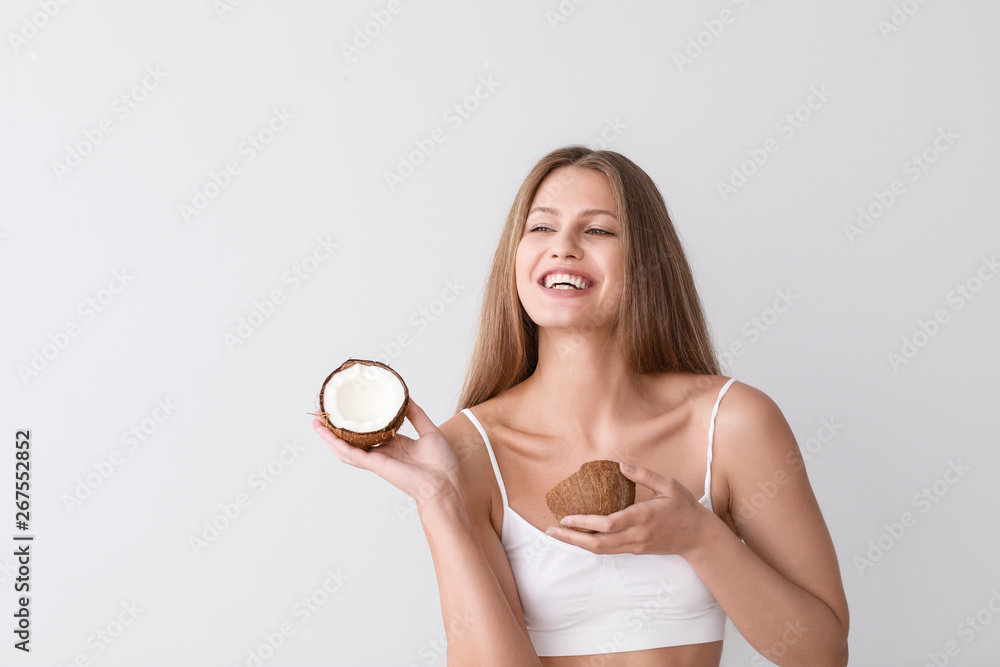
[537,267,597,290]
[542,273,592,290]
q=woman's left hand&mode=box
[544,461,717,557]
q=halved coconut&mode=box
[545,460,636,533]
[317,359,409,451]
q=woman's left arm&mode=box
[682,382,849,666]
[547,383,849,667]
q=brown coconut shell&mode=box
[317,358,409,451]
[545,460,636,533]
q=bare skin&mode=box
[459,372,731,666]
[312,166,849,666]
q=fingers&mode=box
[310,418,374,470]
[403,398,440,438]
[557,514,615,533]
[545,520,646,555]
[310,419,351,456]
[619,460,673,495]
[557,502,643,533]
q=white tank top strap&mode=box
[461,408,509,507]
[703,377,738,510]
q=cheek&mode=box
[514,243,533,283]
[513,254,529,299]
[605,262,626,301]
[602,249,624,281]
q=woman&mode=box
[311,146,850,666]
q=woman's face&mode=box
[515,166,624,333]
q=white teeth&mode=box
[543,273,591,290]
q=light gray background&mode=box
[2,1,999,665]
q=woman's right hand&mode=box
[310,398,463,512]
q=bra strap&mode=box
[461,408,509,507]
[704,378,738,509]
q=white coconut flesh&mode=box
[323,363,405,433]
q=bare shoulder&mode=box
[436,405,503,534]
[688,375,804,537]
[711,378,795,448]
[437,409,483,468]
[708,378,828,539]
[437,408,494,487]
[711,379,801,466]
[707,378,851,633]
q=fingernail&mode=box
[560,517,574,527]
[545,527,558,536]
[620,462,634,472]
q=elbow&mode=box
[830,637,849,667]
[813,624,849,667]
[810,603,849,667]
[818,644,849,667]
[814,630,849,667]
[778,643,847,667]
[828,613,849,667]
[768,621,848,667]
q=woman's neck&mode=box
[517,326,650,445]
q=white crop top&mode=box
[460,377,736,657]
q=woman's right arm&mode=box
[422,414,541,666]
[311,399,540,666]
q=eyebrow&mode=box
[527,206,618,219]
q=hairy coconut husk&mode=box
[317,358,409,451]
[545,460,636,533]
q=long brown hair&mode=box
[456,145,720,412]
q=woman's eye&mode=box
[527,225,613,235]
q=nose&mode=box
[549,229,582,259]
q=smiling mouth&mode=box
[541,273,594,290]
